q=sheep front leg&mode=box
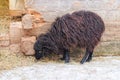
[60,49,70,63]
[64,50,70,63]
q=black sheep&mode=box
[34,10,105,64]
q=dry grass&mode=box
[0,49,60,71]
[0,48,120,72]
[0,48,83,71]
[0,50,35,71]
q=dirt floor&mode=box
[0,49,84,71]
[0,56,120,80]
[0,50,120,80]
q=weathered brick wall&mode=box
[24,0,120,55]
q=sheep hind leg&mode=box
[80,48,91,64]
[86,51,93,62]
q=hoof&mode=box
[80,59,86,64]
[80,61,84,64]
[86,57,92,62]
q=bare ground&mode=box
[0,56,120,80]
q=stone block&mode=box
[0,40,9,47]
[0,34,9,41]
[10,44,21,53]
[10,22,22,44]
[22,14,33,29]
[21,36,36,56]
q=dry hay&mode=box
[0,48,85,71]
[0,50,35,71]
[0,49,61,71]
[1,47,117,71]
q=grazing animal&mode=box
[34,10,105,64]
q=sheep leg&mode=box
[64,50,70,63]
[60,49,70,63]
[80,48,90,64]
[86,51,93,62]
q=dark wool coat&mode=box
[34,10,105,55]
